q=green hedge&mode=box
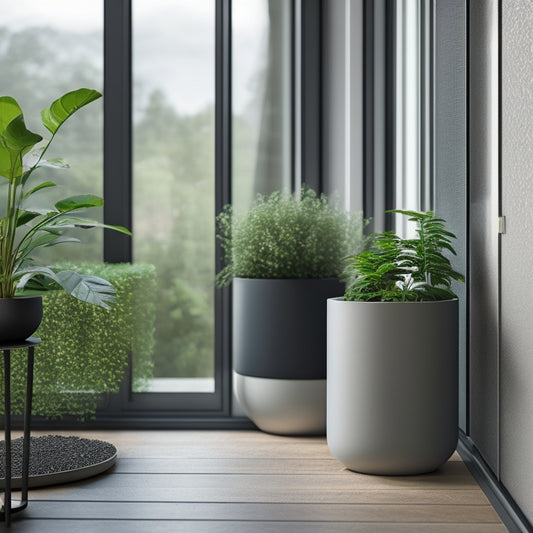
[0,263,156,420]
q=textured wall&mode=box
[468,0,501,473]
[500,0,533,523]
[433,0,467,432]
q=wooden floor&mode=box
[5,430,506,532]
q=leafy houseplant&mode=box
[343,209,465,302]
[327,210,465,475]
[0,88,130,341]
[217,188,364,435]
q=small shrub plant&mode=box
[216,188,364,286]
[343,210,464,302]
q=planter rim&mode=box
[328,296,458,304]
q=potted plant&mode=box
[216,188,364,435]
[0,88,130,342]
[327,210,464,474]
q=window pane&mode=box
[0,1,104,263]
[232,0,292,212]
[132,0,215,392]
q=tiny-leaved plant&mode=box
[216,188,364,286]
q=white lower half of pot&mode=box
[234,372,326,435]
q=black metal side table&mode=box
[0,337,40,525]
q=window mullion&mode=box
[103,0,132,263]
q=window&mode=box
[394,0,433,236]
[1,0,317,424]
[132,0,216,394]
[0,1,104,262]
[232,0,292,212]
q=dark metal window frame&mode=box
[98,0,233,422]
[27,0,322,429]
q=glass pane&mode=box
[232,0,292,212]
[0,1,104,263]
[132,0,215,393]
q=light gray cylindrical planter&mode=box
[233,278,344,435]
[327,298,458,475]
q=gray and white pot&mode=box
[327,297,458,475]
[233,277,344,435]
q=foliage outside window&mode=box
[0,263,156,420]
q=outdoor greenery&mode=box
[343,210,464,302]
[216,188,365,286]
[132,91,215,380]
[0,262,156,420]
[0,25,218,380]
[0,87,130,307]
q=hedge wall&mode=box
[0,263,156,420]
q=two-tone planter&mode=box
[233,277,344,435]
[327,297,458,475]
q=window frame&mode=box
[98,0,232,422]
[26,0,323,430]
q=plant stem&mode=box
[1,178,18,297]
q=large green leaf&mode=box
[56,270,116,309]
[41,88,102,135]
[16,232,73,264]
[17,209,44,227]
[0,96,23,133]
[35,158,69,170]
[43,215,132,235]
[0,114,43,182]
[23,181,57,199]
[55,194,104,213]
[15,266,116,309]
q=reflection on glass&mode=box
[232,0,292,212]
[0,1,104,263]
[132,0,215,392]
[394,0,432,237]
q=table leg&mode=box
[3,349,11,525]
[21,346,34,508]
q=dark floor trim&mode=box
[458,431,533,533]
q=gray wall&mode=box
[500,0,533,523]
[468,0,501,472]
[433,0,468,432]
[468,0,533,523]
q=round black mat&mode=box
[0,435,117,489]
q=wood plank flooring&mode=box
[5,430,507,532]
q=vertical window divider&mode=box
[216,0,233,416]
[300,0,322,194]
[103,0,132,263]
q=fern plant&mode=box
[216,188,364,286]
[344,210,464,302]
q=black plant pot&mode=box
[0,296,43,344]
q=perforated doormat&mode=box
[0,435,117,489]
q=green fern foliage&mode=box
[344,210,464,302]
[216,188,364,286]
